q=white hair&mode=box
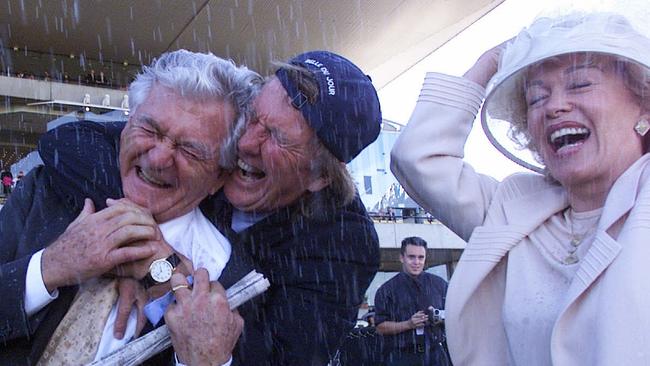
[128,50,263,168]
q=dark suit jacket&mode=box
[0,165,80,365]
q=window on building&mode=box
[364,176,372,194]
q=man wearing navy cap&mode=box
[37,50,382,365]
[211,51,382,365]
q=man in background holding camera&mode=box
[375,236,450,366]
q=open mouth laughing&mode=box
[137,166,173,188]
[547,126,591,153]
[237,159,265,180]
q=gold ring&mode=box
[171,284,190,292]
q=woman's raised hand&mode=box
[463,40,510,88]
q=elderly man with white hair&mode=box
[0,49,261,365]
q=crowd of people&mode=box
[2,7,650,366]
[4,63,132,89]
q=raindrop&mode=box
[42,13,50,35]
[129,6,133,20]
[206,3,211,22]
[97,34,103,51]
[229,8,235,30]
[18,0,26,25]
[130,38,135,56]
[105,18,112,45]
[295,19,301,39]
[72,0,80,24]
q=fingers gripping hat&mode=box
[481,12,650,172]
[275,51,382,163]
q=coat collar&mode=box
[502,182,568,229]
[452,154,650,331]
[449,181,568,314]
[555,154,650,324]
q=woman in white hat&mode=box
[391,12,650,365]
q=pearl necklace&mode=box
[563,208,600,265]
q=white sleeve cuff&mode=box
[174,353,232,366]
[24,249,59,316]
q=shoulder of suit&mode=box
[495,171,558,201]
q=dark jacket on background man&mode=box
[374,271,449,365]
[33,120,380,366]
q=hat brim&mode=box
[482,50,650,174]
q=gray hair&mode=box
[309,137,356,204]
[292,136,356,218]
[128,49,263,168]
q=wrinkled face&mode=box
[400,244,426,277]
[224,77,325,213]
[120,84,233,222]
[525,54,646,189]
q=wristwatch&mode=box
[142,253,181,289]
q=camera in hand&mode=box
[427,308,445,325]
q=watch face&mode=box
[150,259,174,283]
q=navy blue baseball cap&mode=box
[275,51,382,163]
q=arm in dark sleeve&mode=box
[260,212,379,365]
[373,284,392,326]
[0,168,61,341]
[38,120,125,210]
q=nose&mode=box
[545,90,573,119]
[145,141,175,169]
[238,121,266,156]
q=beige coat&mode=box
[391,72,650,365]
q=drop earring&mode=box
[635,118,650,136]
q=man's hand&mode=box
[114,278,149,340]
[408,310,428,329]
[41,198,158,292]
[165,269,243,366]
[107,198,175,280]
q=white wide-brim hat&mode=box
[481,12,650,173]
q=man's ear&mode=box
[307,176,329,193]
